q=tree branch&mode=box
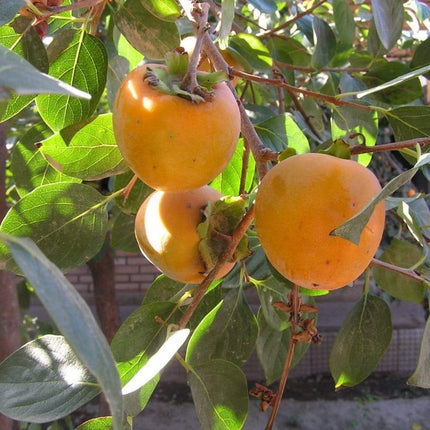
[369,258,427,284]
[350,137,430,155]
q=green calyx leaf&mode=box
[318,138,351,159]
[198,196,251,274]
[144,50,228,103]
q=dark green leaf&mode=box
[333,0,355,48]
[387,106,430,141]
[40,114,128,180]
[330,295,392,388]
[141,0,181,21]
[0,0,25,25]
[142,275,191,305]
[0,335,99,422]
[269,37,311,68]
[0,183,108,273]
[36,31,107,131]
[371,0,404,50]
[115,0,180,60]
[186,289,258,367]
[0,235,123,429]
[311,17,336,70]
[256,310,311,384]
[408,315,430,388]
[210,138,256,196]
[373,238,426,303]
[111,211,140,254]
[367,19,388,58]
[410,37,430,79]
[11,122,81,197]
[229,33,272,71]
[106,49,129,110]
[248,0,277,13]
[188,359,248,430]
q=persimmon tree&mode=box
[0,0,429,429]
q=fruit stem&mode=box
[349,137,430,155]
[265,283,300,430]
[177,204,256,329]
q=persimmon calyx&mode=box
[198,196,251,274]
[144,50,228,103]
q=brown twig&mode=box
[230,69,374,112]
[369,258,427,284]
[265,284,300,430]
[350,137,430,155]
[275,60,368,74]
[178,205,256,329]
[258,0,328,38]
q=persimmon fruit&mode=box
[113,64,241,192]
[135,186,235,284]
[254,153,385,290]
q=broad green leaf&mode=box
[0,335,100,423]
[229,33,272,71]
[256,310,311,385]
[387,106,430,141]
[311,17,336,70]
[367,18,388,58]
[373,238,426,303]
[408,315,430,388]
[359,61,424,104]
[0,183,108,273]
[114,0,180,60]
[0,0,25,25]
[115,31,144,71]
[269,37,311,68]
[371,0,404,50]
[39,114,128,180]
[255,114,309,154]
[141,0,181,21]
[142,274,191,305]
[330,295,392,388]
[186,289,258,367]
[106,50,129,109]
[110,211,140,254]
[0,235,123,429]
[333,0,355,49]
[122,329,190,395]
[219,0,235,50]
[188,359,248,430]
[248,0,277,13]
[76,417,113,430]
[410,37,430,79]
[210,138,256,196]
[11,122,81,197]
[36,31,107,131]
[332,153,430,244]
[0,17,49,120]
[113,170,153,215]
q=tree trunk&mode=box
[0,122,21,430]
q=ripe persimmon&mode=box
[135,186,235,284]
[113,64,240,192]
[254,153,385,290]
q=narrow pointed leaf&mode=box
[0,335,100,423]
[0,234,123,429]
[330,295,392,388]
[371,0,404,50]
[408,315,430,388]
[333,0,355,48]
[311,17,336,70]
[219,0,235,50]
[0,183,108,273]
[36,31,107,131]
[188,359,248,430]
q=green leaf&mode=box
[115,0,180,60]
[269,37,311,68]
[256,310,311,385]
[142,274,191,305]
[219,0,235,50]
[106,49,129,110]
[141,0,181,21]
[311,17,336,70]
[11,122,81,197]
[255,114,310,154]
[333,0,355,49]
[371,0,404,50]
[111,211,140,254]
[330,295,392,388]
[387,106,430,141]
[76,417,113,430]
[408,315,430,388]
[0,183,108,273]
[0,0,25,25]
[39,114,128,180]
[186,289,258,367]
[229,33,272,71]
[0,235,123,429]
[188,359,248,430]
[0,335,100,422]
[373,238,426,303]
[248,0,277,13]
[332,153,430,244]
[210,138,256,196]
[410,37,430,79]
[114,30,144,70]
[36,31,107,131]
